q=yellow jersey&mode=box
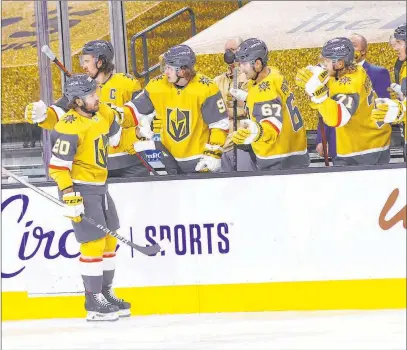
[245,67,309,169]
[312,65,391,161]
[49,103,138,192]
[125,73,229,164]
[213,71,248,153]
[394,60,406,144]
[39,72,142,129]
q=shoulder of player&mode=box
[145,74,168,92]
[250,67,284,94]
[110,72,138,83]
[192,73,219,95]
[340,65,367,93]
[55,111,89,134]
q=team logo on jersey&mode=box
[338,76,351,85]
[258,81,271,92]
[94,134,109,168]
[152,75,164,81]
[166,108,190,142]
[63,115,77,123]
[199,76,212,86]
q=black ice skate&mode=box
[85,292,120,322]
[102,287,131,317]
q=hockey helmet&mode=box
[64,74,97,103]
[321,37,355,67]
[82,40,114,62]
[163,44,196,69]
[235,38,268,65]
[394,23,407,42]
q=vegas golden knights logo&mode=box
[94,134,109,168]
[166,108,190,142]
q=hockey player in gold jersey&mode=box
[296,37,392,166]
[49,74,147,321]
[229,38,309,170]
[24,40,155,177]
[372,23,407,158]
[124,44,229,173]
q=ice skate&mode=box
[102,287,131,317]
[85,292,120,322]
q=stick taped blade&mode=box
[41,45,56,61]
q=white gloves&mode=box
[390,83,405,100]
[372,98,406,124]
[195,144,222,172]
[137,118,154,139]
[295,65,329,103]
[233,119,261,145]
[25,100,47,124]
[62,192,85,223]
[110,104,125,125]
[229,88,248,102]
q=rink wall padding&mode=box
[2,278,406,321]
[2,165,406,321]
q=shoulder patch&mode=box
[258,81,271,92]
[198,76,213,86]
[151,74,164,82]
[63,114,77,124]
[120,73,137,81]
[338,76,352,85]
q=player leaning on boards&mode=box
[25,40,155,177]
[229,38,309,170]
[295,37,392,166]
[49,74,147,322]
[372,23,407,159]
[123,44,229,173]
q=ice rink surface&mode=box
[3,309,406,350]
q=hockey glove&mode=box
[152,117,163,134]
[136,118,154,140]
[25,100,47,124]
[195,144,222,172]
[232,119,262,145]
[295,65,329,103]
[108,104,125,125]
[389,83,405,101]
[372,98,406,124]
[62,192,84,223]
[229,88,248,102]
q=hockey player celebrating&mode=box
[49,74,147,321]
[229,38,309,170]
[295,37,392,166]
[123,44,229,173]
[372,23,406,158]
[25,40,156,177]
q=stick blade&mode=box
[41,45,56,61]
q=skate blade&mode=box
[118,309,131,317]
[86,311,119,322]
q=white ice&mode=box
[2,309,406,350]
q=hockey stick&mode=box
[2,167,166,256]
[41,45,72,77]
[41,45,159,176]
[232,68,238,172]
[318,114,330,166]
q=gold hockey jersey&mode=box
[125,73,229,163]
[49,103,139,191]
[245,67,308,168]
[39,73,142,130]
[312,65,391,159]
[394,60,406,144]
